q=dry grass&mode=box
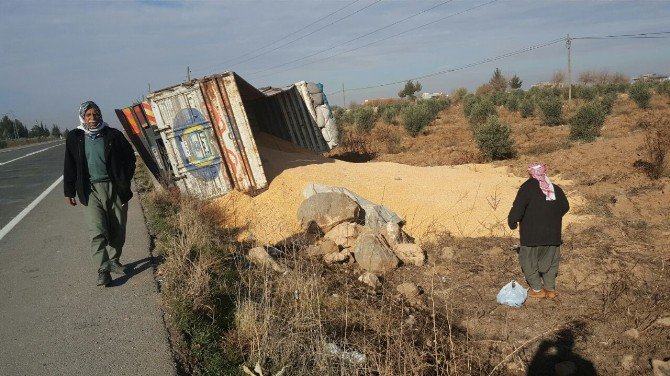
[136,92,670,376]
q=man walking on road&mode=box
[64,101,136,286]
[508,163,569,300]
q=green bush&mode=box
[569,102,607,141]
[472,115,515,160]
[504,95,520,112]
[488,90,508,106]
[538,96,563,126]
[378,103,403,125]
[629,82,652,109]
[655,80,670,97]
[333,107,354,126]
[520,98,535,118]
[461,94,478,118]
[419,97,451,118]
[451,87,468,103]
[576,86,597,100]
[401,105,433,137]
[598,92,617,115]
[468,99,497,126]
[354,107,376,133]
[0,139,7,149]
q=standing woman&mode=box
[508,163,569,299]
[64,101,136,286]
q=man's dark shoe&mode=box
[108,260,127,275]
[97,271,112,286]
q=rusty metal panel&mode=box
[115,108,163,186]
[199,75,262,193]
[148,84,234,199]
[220,73,267,190]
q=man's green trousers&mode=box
[84,182,128,272]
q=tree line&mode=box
[0,115,67,140]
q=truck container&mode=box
[123,71,337,199]
[115,101,173,188]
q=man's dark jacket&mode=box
[507,178,570,246]
[64,127,136,206]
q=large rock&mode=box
[358,272,380,288]
[396,282,421,300]
[380,222,401,247]
[352,233,399,273]
[297,192,360,233]
[306,239,339,257]
[324,222,363,249]
[653,359,670,376]
[324,251,350,264]
[622,328,639,340]
[393,243,425,266]
[247,247,287,273]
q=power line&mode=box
[197,0,382,74]
[325,30,670,96]
[202,0,363,69]
[247,0,499,80]
[326,37,567,95]
[573,31,670,40]
[246,0,459,77]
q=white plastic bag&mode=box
[496,280,527,307]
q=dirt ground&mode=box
[212,94,670,375]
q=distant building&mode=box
[362,98,402,106]
[532,81,565,89]
[420,92,447,99]
[632,73,669,83]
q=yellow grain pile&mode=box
[212,133,582,245]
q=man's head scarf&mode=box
[528,163,556,201]
[77,100,107,138]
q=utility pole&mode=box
[342,83,346,108]
[567,34,572,105]
[148,83,151,93]
[186,66,191,82]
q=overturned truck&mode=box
[116,71,338,199]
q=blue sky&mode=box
[1,0,668,130]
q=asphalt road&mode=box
[0,142,176,375]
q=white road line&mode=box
[0,143,64,166]
[0,175,63,241]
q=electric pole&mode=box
[186,66,191,82]
[567,34,572,105]
[342,83,346,108]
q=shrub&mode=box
[333,107,354,126]
[472,115,515,160]
[451,87,468,103]
[504,90,524,112]
[569,102,606,141]
[401,104,433,137]
[576,85,597,100]
[354,107,376,133]
[418,97,451,118]
[461,94,478,117]
[629,82,652,109]
[0,139,7,149]
[488,90,508,106]
[370,123,405,154]
[598,92,617,115]
[468,98,496,126]
[538,96,563,126]
[520,98,535,118]
[378,103,403,125]
[655,80,670,97]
